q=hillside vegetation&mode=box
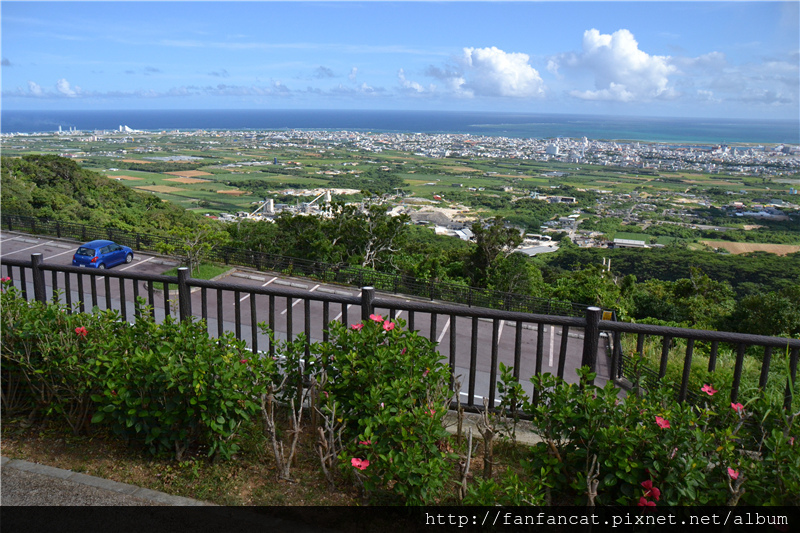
[1,155,198,232]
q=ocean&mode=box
[2,109,798,145]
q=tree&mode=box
[273,212,333,262]
[159,222,229,276]
[552,264,630,314]
[726,285,800,338]
[630,267,735,329]
[468,216,523,286]
[485,253,548,296]
[358,205,410,269]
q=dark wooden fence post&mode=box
[580,306,602,384]
[31,253,47,304]
[361,286,375,321]
[177,267,190,321]
[784,346,799,411]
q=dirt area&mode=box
[164,177,210,184]
[685,180,736,185]
[742,225,764,230]
[121,159,152,164]
[217,190,249,196]
[279,188,360,196]
[672,198,702,203]
[165,170,213,178]
[107,175,143,181]
[702,241,800,256]
[446,166,480,173]
[135,185,186,193]
[413,205,473,220]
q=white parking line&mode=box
[236,276,279,304]
[437,317,451,344]
[281,284,319,314]
[118,256,152,271]
[3,240,53,255]
[333,290,360,323]
[47,249,77,260]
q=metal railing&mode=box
[1,213,588,317]
[2,253,798,412]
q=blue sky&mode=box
[2,1,798,119]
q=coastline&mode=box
[2,109,798,145]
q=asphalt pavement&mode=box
[0,456,336,532]
[0,230,612,405]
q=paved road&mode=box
[0,231,611,404]
[0,457,334,532]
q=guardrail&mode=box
[2,253,798,411]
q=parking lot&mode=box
[1,231,609,403]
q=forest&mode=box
[2,154,798,338]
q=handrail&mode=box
[2,253,797,410]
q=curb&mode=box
[1,456,213,506]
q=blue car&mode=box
[72,240,134,269]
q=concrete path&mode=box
[0,456,331,532]
[1,455,207,506]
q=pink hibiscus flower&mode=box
[701,384,718,396]
[351,458,370,470]
[641,480,661,501]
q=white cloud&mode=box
[56,78,78,97]
[671,50,798,107]
[28,81,43,96]
[330,82,383,95]
[571,83,635,103]
[349,67,358,81]
[397,68,428,94]
[460,47,544,98]
[420,46,544,99]
[696,89,721,103]
[556,29,676,102]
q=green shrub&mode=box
[320,314,455,505]
[88,301,271,460]
[1,280,125,433]
[522,368,799,506]
[0,283,271,460]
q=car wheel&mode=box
[97,264,106,270]
[125,253,133,263]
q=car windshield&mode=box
[76,247,97,256]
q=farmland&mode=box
[2,127,798,245]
